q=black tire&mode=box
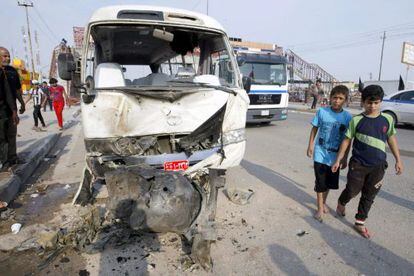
[384,111,397,126]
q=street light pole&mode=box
[18,1,36,79]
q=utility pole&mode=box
[378,31,386,81]
[17,1,36,79]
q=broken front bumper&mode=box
[85,128,246,178]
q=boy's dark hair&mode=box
[316,78,322,84]
[361,85,384,102]
[330,85,349,99]
[49,77,58,84]
[42,81,47,84]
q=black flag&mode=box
[358,77,364,92]
[398,75,405,91]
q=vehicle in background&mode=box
[364,80,414,96]
[382,89,414,125]
[235,48,289,124]
[57,5,248,269]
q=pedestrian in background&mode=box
[0,51,19,169]
[0,47,25,166]
[41,81,53,112]
[25,80,47,131]
[307,85,352,222]
[309,79,324,109]
[49,78,69,130]
[332,85,403,238]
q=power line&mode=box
[286,21,414,50]
[295,32,414,56]
[291,29,414,54]
[28,13,57,44]
[32,6,59,41]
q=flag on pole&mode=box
[358,77,364,92]
[398,75,405,91]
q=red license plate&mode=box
[163,160,189,171]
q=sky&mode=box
[1,0,414,82]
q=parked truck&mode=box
[57,5,249,269]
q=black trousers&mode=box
[338,158,386,221]
[311,95,318,109]
[33,105,45,127]
[6,117,16,162]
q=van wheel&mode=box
[384,111,397,126]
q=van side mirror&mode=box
[58,53,76,80]
[242,76,251,93]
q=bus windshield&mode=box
[239,62,287,85]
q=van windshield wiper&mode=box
[167,80,237,95]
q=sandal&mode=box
[336,204,346,217]
[353,224,371,239]
[313,212,323,223]
[323,204,329,214]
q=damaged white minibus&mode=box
[57,5,249,269]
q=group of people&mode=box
[0,46,69,169]
[25,78,70,131]
[307,84,403,238]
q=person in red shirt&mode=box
[49,78,69,130]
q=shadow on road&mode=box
[241,159,414,275]
[268,244,313,275]
[378,190,414,212]
[339,176,414,212]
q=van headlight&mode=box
[222,128,246,144]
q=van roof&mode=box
[89,5,225,32]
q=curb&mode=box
[0,132,62,204]
[288,106,317,114]
[288,105,361,116]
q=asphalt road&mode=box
[220,110,414,275]
[1,110,413,275]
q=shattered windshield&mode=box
[239,63,287,85]
[87,25,238,89]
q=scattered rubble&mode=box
[78,269,90,276]
[36,184,49,193]
[296,230,309,237]
[224,188,254,205]
[11,223,22,234]
[0,201,7,209]
[0,208,15,220]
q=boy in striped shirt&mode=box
[332,85,403,238]
[26,80,47,131]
